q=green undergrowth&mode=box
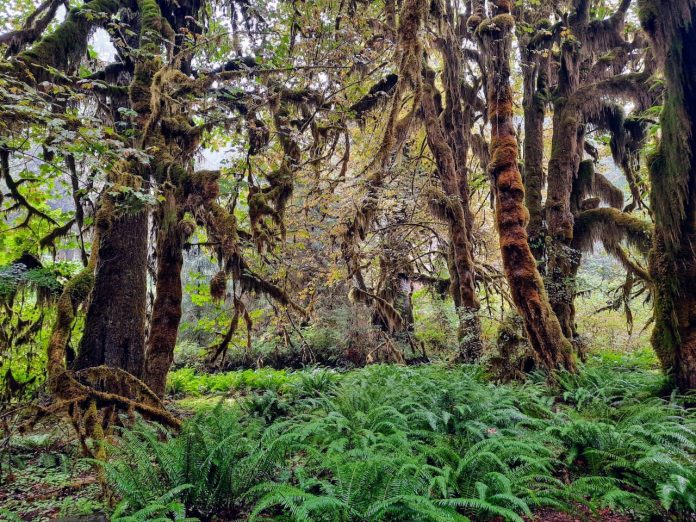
[166,367,309,397]
[103,355,696,522]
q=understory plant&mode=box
[105,361,696,521]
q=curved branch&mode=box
[573,207,653,255]
[0,0,65,57]
[12,0,124,83]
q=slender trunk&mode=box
[422,71,483,360]
[74,208,148,377]
[545,44,583,341]
[143,192,187,396]
[519,34,549,263]
[474,1,575,371]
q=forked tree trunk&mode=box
[543,0,632,344]
[422,70,484,361]
[473,0,575,371]
[421,2,485,360]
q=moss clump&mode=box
[466,14,483,33]
[210,270,227,301]
[16,0,122,83]
[476,14,515,35]
[178,217,196,238]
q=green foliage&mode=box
[110,486,198,522]
[0,431,103,522]
[166,367,297,396]
[110,360,696,521]
[171,340,207,371]
[102,404,287,519]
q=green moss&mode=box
[16,0,123,82]
[649,237,681,373]
[476,14,515,35]
[66,269,95,304]
[129,0,165,115]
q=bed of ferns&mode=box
[96,353,696,522]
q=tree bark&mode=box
[473,0,575,371]
[544,0,632,343]
[143,191,188,396]
[516,10,552,263]
[75,0,164,380]
[74,208,148,377]
[421,2,484,360]
[422,70,484,360]
[544,44,583,341]
[641,0,696,390]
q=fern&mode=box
[107,362,696,521]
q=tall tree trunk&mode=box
[422,2,484,360]
[516,8,552,263]
[143,191,189,396]
[522,67,547,263]
[74,206,148,377]
[543,0,632,344]
[641,0,696,390]
[545,43,583,341]
[546,104,583,340]
[472,0,575,371]
[422,70,484,360]
[75,0,163,378]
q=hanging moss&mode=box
[210,270,227,302]
[572,159,624,210]
[573,207,654,255]
[15,0,123,83]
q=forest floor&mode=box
[0,348,693,522]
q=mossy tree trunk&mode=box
[641,0,696,390]
[7,0,152,379]
[143,191,188,396]
[545,40,583,342]
[421,1,484,361]
[74,205,148,377]
[422,69,484,361]
[74,0,166,379]
[544,0,633,344]
[472,0,575,372]
[515,4,553,264]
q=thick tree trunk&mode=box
[474,0,575,371]
[74,209,148,377]
[75,0,163,380]
[642,0,696,390]
[652,235,696,390]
